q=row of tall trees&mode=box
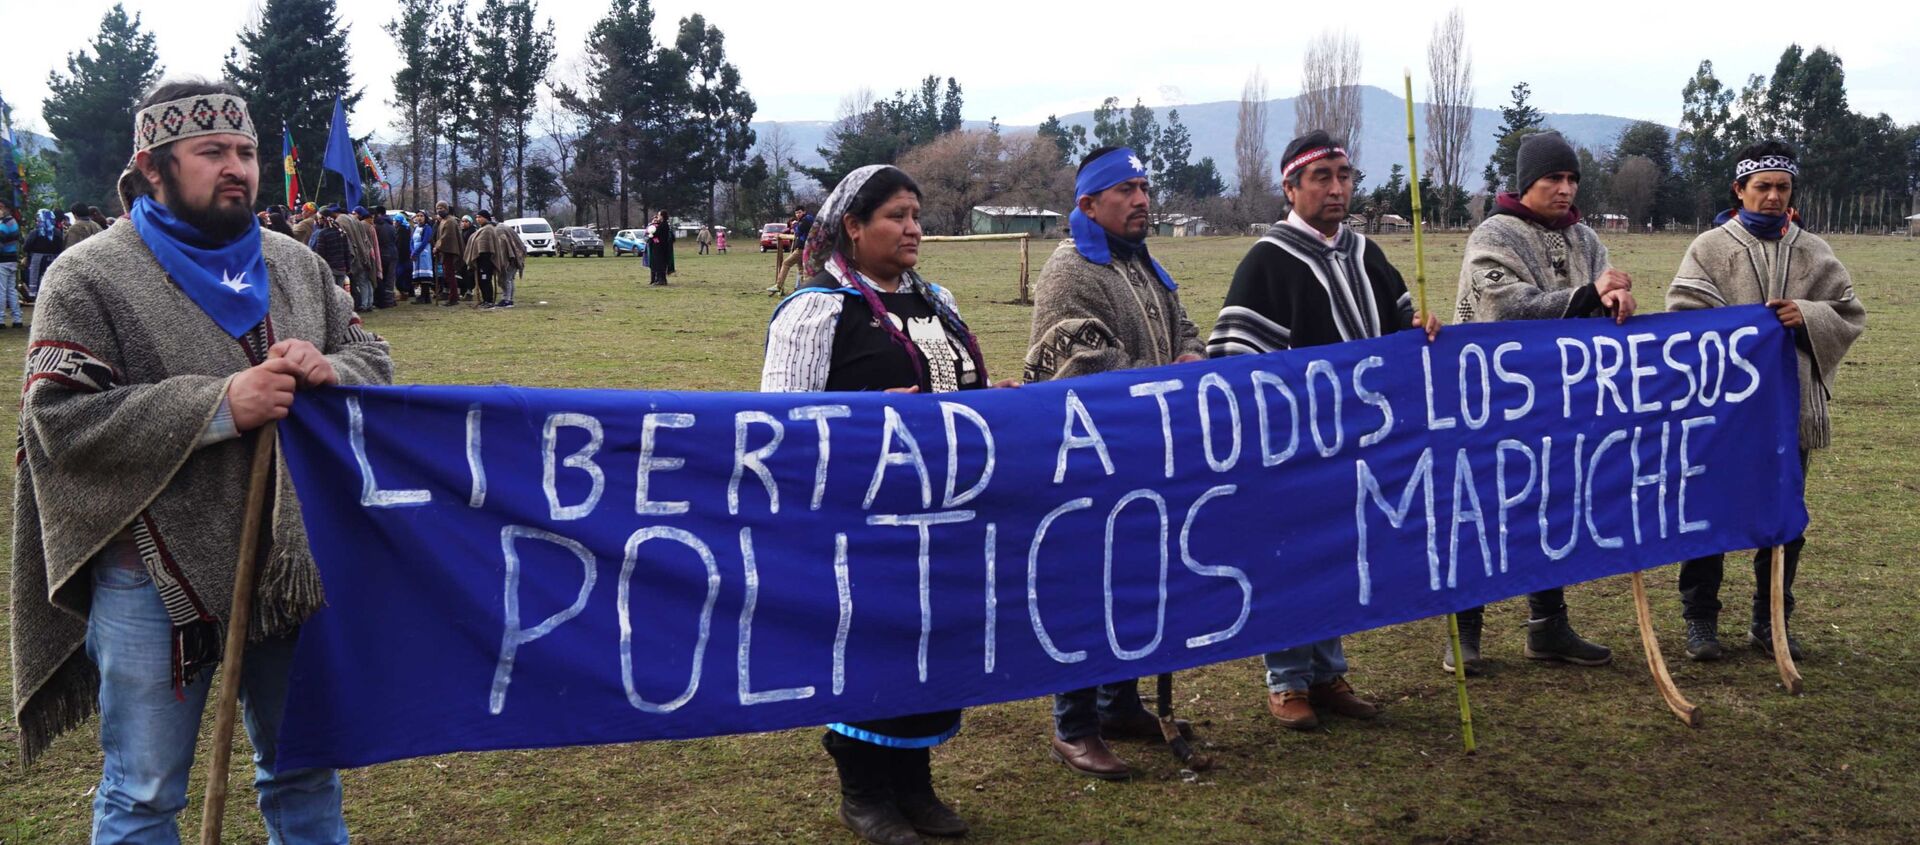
[1035,98,1226,207]
[381,0,557,218]
[1674,46,1918,232]
[34,0,755,227]
[549,1,754,228]
[1474,44,1919,232]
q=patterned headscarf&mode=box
[802,164,989,387]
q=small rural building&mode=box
[1376,214,1411,232]
[1150,214,1209,237]
[1593,213,1629,231]
[970,206,1061,236]
[1907,213,1920,237]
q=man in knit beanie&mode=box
[1445,130,1633,675]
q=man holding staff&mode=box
[9,77,392,842]
[1024,145,1204,779]
[1207,130,1434,729]
[1666,140,1865,661]
[1448,131,1625,675]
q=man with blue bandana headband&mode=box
[1024,145,1204,781]
[11,78,390,842]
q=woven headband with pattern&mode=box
[133,93,257,155]
[1735,155,1798,180]
[1282,145,1348,180]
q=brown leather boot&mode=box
[1267,689,1319,730]
[1049,734,1131,780]
[1308,676,1381,720]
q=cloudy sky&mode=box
[6,0,1917,140]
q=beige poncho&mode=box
[1667,219,1866,450]
[11,220,393,762]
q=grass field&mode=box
[3,232,1918,844]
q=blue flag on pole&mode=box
[274,307,1807,770]
[321,96,360,210]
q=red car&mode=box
[759,222,792,252]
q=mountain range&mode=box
[754,85,1667,192]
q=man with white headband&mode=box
[1666,139,1865,662]
[1207,129,1436,731]
[10,78,390,842]
[1024,145,1205,781]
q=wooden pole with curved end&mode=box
[1770,546,1804,694]
[1630,571,1702,727]
[199,423,279,845]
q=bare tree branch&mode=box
[1235,67,1279,225]
[1296,30,1364,166]
[1424,7,1473,226]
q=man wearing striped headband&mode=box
[12,78,388,841]
[1207,129,1435,731]
[1024,145,1205,781]
[1666,139,1866,662]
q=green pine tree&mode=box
[43,3,163,209]
[223,0,361,209]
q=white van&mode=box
[502,217,557,257]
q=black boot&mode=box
[1749,622,1805,660]
[892,747,967,838]
[1441,608,1487,676]
[823,732,923,845]
[1524,612,1613,666]
[1684,619,1724,661]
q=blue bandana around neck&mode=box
[131,196,271,338]
[1069,147,1177,291]
[1714,207,1790,242]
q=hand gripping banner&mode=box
[275,306,1805,769]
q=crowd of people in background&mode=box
[265,200,527,310]
[0,200,114,329]
[0,190,756,323]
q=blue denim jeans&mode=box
[0,260,20,323]
[86,563,348,845]
[351,268,374,309]
[1263,637,1348,693]
[1052,680,1145,741]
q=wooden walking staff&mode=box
[1630,571,1702,726]
[1404,71,1476,754]
[199,422,279,845]
[1770,546,1803,694]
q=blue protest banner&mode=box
[275,306,1805,769]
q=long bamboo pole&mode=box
[1407,70,1473,754]
[199,423,279,845]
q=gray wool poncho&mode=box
[10,220,392,763]
[1023,239,1203,381]
[1453,213,1612,325]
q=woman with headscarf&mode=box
[761,165,1017,845]
[23,208,64,305]
[409,211,438,304]
[646,211,676,285]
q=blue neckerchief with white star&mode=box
[131,196,271,338]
